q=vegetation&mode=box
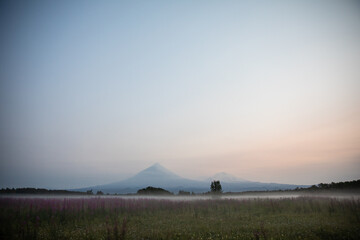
[210,180,222,194]
[1,180,359,239]
[0,188,87,195]
[136,186,173,195]
[307,179,360,191]
[86,190,94,195]
[0,196,359,240]
[178,190,191,196]
[1,179,359,196]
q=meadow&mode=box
[0,196,359,240]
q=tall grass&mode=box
[0,196,359,239]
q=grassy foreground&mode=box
[0,196,359,240]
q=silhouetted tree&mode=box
[210,180,222,194]
[178,190,190,196]
[96,191,104,195]
[137,186,173,195]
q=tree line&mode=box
[0,187,87,195]
[307,179,360,190]
[1,179,359,195]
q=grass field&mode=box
[1,196,359,240]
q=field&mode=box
[0,196,359,240]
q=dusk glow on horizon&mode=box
[1,0,359,189]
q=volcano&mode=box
[75,163,306,194]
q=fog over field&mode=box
[1,192,360,201]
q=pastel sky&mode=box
[1,0,359,189]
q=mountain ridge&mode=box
[208,172,249,183]
[74,163,307,194]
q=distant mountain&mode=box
[75,163,207,194]
[74,163,307,194]
[208,172,249,183]
[124,163,183,185]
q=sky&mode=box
[1,0,359,189]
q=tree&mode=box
[137,186,173,195]
[178,190,190,196]
[210,180,222,194]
